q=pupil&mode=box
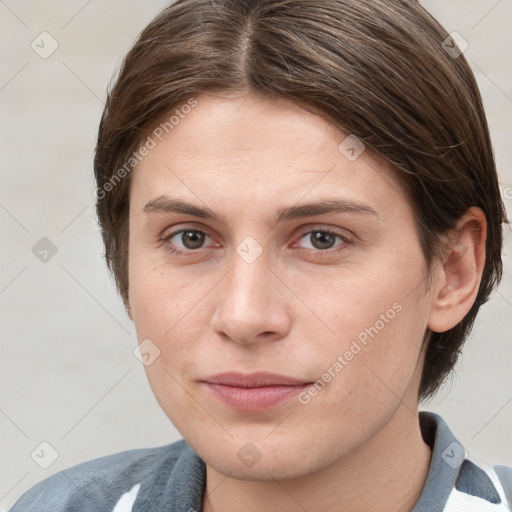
[183,231,205,249]
[311,231,335,249]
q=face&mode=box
[128,92,437,480]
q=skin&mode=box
[127,92,486,512]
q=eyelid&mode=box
[160,223,352,241]
[160,223,215,241]
[160,226,218,249]
[295,224,355,242]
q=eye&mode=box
[160,228,215,254]
[295,229,351,252]
[159,226,353,257]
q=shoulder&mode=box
[9,439,201,512]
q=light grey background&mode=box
[0,0,511,509]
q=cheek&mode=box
[300,259,425,351]
[129,257,206,334]
[301,259,430,407]
[128,262,211,431]
[295,299,427,449]
[128,260,219,383]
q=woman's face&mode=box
[127,92,438,480]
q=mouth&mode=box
[200,372,313,412]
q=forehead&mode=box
[130,93,410,220]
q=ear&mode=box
[428,207,487,333]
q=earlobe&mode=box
[428,207,487,333]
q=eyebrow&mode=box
[143,196,380,223]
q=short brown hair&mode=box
[94,0,506,400]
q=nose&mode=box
[210,250,292,346]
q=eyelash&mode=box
[159,227,353,257]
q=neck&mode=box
[202,406,432,512]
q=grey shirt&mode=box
[9,412,512,511]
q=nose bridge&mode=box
[211,245,290,344]
[226,249,272,312]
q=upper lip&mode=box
[201,372,311,388]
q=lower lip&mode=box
[203,383,311,412]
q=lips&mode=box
[203,371,310,387]
[200,372,312,412]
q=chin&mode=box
[189,431,331,481]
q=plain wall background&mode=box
[1,0,511,509]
